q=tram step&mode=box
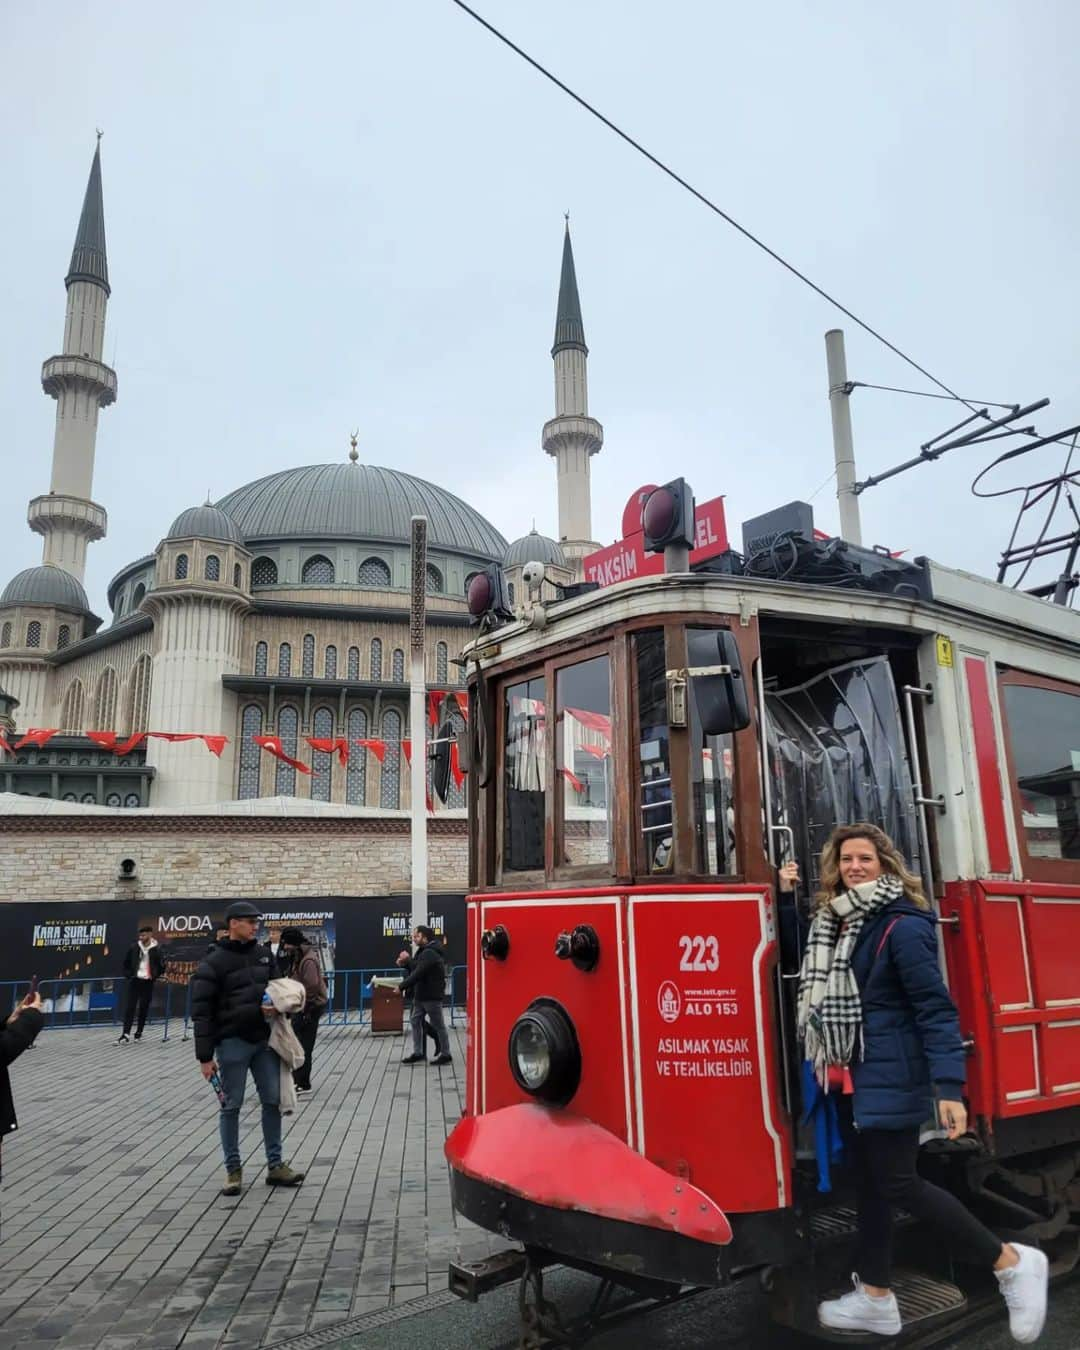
[448,1247,527,1302]
[810,1204,912,1242]
[809,1270,966,1344]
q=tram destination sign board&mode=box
[582,491,729,589]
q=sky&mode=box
[3,1,1079,614]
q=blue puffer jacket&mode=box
[849,900,966,1130]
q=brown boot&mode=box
[266,1163,305,1187]
[221,1169,242,1196]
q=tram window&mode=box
[556,655,613,870]
[635,629,673,874]
[1001,682,1080,861]
[502,675,546,872]
[689,628,738,877]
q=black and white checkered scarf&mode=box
[797,873,905,1085]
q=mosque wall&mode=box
[52,628,154,731]
[0,814,468,902]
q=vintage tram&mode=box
[443,493,1080,1341]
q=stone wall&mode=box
[0,814,468,903]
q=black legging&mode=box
[850,1123,1003,1287]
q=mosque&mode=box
[0,145,605,817]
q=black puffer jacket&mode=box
[122,942,167,981]
[399,944,446,1001]
[2,1007,44,1145]
[190,939,278,1063]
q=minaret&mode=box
[27,138,115,582]
[542,220,603,574]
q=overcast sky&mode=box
[3,1,1078,613]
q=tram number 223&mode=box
[678,934,719,972]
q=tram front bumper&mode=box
[445,1104,733,1287]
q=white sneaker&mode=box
[818,1274,902,1335]
[995,1243,1048,1344]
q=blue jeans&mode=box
[217,1036,281,1172]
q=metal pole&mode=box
[409,516,429,939]
[825,329,862,545]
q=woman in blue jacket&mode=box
[797,823,1048,1343]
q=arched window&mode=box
[254,641,268,676]
[252,557,278,586]
[278,642,292,677]
[310,707,334,802]
[124,793,141,808]
[115,595,125,618]
[61,679,84,733]
[380,708,402,808]
[358,557,391,587]
[346,706,368,805]
[275,706,300,796]
[302,633,315,678]
[436,641,449,684]
[508,582,516,606]
[370,638,382,681]
[347,646,360,681]
[392,648,405,682]
[81,793,96,804]
[62,792,77,802]
[464,571,479,596]
[56,625,71,650]
[233,563,242,589]
[301,555,335,585]
[426,563,444,594]
[105,793,122,808]
[238,703,263,799]
[446,709,468,809]
[0,622,10,648]
[175,553,189,580]
[26,621,41,649]
[205,554,220,581]
[325,645,337,679]
[94,668,118,727]
[132,583,146,608]
[124,654,152,733]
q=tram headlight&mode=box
[508,999,581,1106]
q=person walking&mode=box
[190,901,305,1196]
[799,823,1048,1343]
[118,925,166,1043]
[397,926,451,1066]
[277,928,327,1094]
[2,986,44,1182]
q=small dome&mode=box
[167,505,245,546]
[504,529,567,569]
[1,565,90,611]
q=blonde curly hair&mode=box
[814,822,929,912]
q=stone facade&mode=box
[0,813,468,902]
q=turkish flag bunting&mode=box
[149,732,200,743]
[450,741,465,788]
[561,767,586,794]
[580,743,609,760]
[308,736,349,766]
[0,732,12,755]
[401,739,412,763]
[354,738,386,764]
[453,691,469,719]
[86,731,118,751]
[565,707,612,739]
[427,692,444,728]
[202,735,228,758]
[115,733,147,755]
[14,728,58,750]
[254,735,311,774]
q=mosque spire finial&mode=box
[348,430,359,464]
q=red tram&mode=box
[444,498,1080,1340]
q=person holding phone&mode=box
[2,983,45,1181]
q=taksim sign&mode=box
[583,491,728,590]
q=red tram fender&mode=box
[445,1103,733,1245]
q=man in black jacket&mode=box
[398,926,451,1066]
[189,901,305,1196]
[2,988,44,1181]
[118,925,167,1044]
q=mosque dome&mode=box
[167,504,245,546]
[503,529,567,569]
[214,463,507,559]
[1,565,90,611]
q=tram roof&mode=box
[464,557,1079,669]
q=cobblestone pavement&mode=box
[0,1020,500,1349]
